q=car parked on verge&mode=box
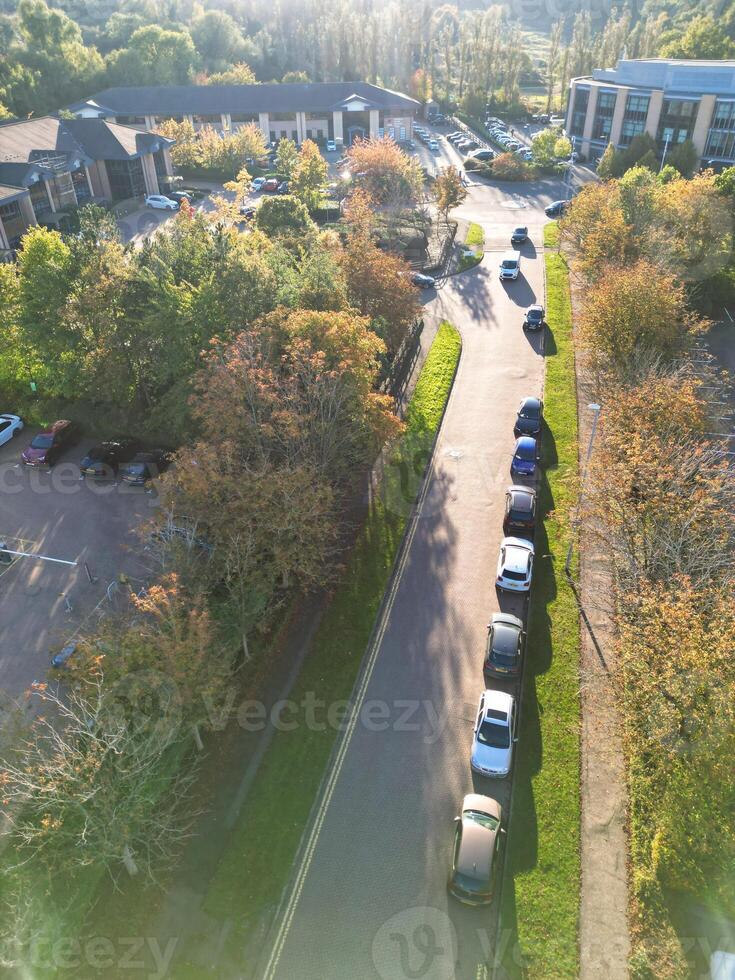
[471,689,518,776]
[485,612,525,678]
[80,437,141,480]
[510,436,539,478]
[510,226,528,245]
[514,396,544,437]
[0,413,23,447]
[496,536,534,593]
[119,449,172,486]
[523,304,546,331]
[448,794,504,905]
[499,250,521,281]
[503,485,537,536]
[145,194,179,211]
[410,272,436,288]
[545,200,568,218]
[21,420,79,467]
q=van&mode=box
[499,250,521,281]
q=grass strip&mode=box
[500,220,581,977]
[201,322,462,963]
[458,221,484,272]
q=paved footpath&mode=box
[258,186,548,980]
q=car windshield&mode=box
[520,404,540,419]
[516,441,535,460]
[30,434,53,449]
[466,810,500,832]
[503,568,526,581]
[477,719,510,748]
[501,259,518,269]
[528,309,542,319]
[492,624,519,656]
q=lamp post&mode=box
[564,402,601,577]
[659,133,671,172]
[565,136,576,201]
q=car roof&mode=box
[491,611,524,630]
[513,226,527,231]
[520,396,542,410]
[483,688,514,713]
[508,488,534,510]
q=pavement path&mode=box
[259,181,549,980]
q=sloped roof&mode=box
[71,81,420,118]
[0,116,83,164]
[0,183,28,204]
[62,118,168,160]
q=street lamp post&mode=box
[564,402,601,577]
[659,133,671,173]
[565,136,576,201]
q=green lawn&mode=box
[458,221,484,272]
[199,322,462,971]
[500,220,581,977]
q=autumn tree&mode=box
[434,165,467,224]
[346,136,424,206]
[291,138,328,212]
[560,181,634,281]
[207,62,258,85]
[275,137,299,180]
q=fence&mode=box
[378,318,424,411]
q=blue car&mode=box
[511,436,539,477]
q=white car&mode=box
[251,177,266,191]
[471,690,517,777]
[326,139,337,152]
[145,194,178,211]
[0,413,23,447]
[496,536,534,592]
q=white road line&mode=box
[261,389,454,980]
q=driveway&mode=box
[0,434,157,701]
[260,189,547,980]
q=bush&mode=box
[489,152,536,181]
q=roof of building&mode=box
[0,183,28,204]
[584,58,735,96]
[70,81,420,118]
[63,118,168,160]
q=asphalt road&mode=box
[259,180,550,980]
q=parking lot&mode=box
[0,430,157,701]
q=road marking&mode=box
[261,414,448,980]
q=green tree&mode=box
[105,25,197,86]
[275,137,299,180]
[597,142,619,180]
[433,165,467,223]
[282,70,310,83]
[530,127,565,167]
[207,62,258,85]
[660,15,735,60]
[291,139,328,212]
[666,140,698,178]
[254,196,314,238]
[191,11,243,70]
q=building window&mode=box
[106,158,145,201]
[116,115,146,126]
[618,93,649,147]
[306,128,312,139]
[71,168,91,202]
[0,199,25,247]
[29,181,52,218]
[657,98,698,149]
[231,113,258,123]
[292,129,298,141]
[569,87,589,137]
[704,100,735,160]
[592,91,616,141]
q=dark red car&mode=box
[262,178,280,192]
[21,420,79,467]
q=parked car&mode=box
[262,178,280,192]
[510,436,539,478]
[428,139,439,151]
[485,612,525,677]
[145,194,179,211]
[496,536,534,593]
[80,437,141,480]
[326,139,337,152]
[523,304,546,331]
[277,180,290,194]
[471,689,518,776]
[51,641,78,669]
[448,794,504,905]
[411,272,436,288]
[545,199,568,218]
[239,205,256,220]
[0,413,23,447]
[511,226,528,245]
[21,420,79,467]
[499,250,521,281]
[503,485,537,536]
[469,148,494,161]
[514,396,544,438]
[166,190,192,205]
[251,177,267,191]
[119,449,172,486]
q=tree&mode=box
[191,11,244,70]
[282,70,310,83]
[207,62,258,85]
[254,196,314,238]
[346,136,424,206]
[433,165,467,223]
[553,134,572,160]
[666,140,698,179]
[561,181,634,281]
[579,259,696,374]
[291,139,328,212]
[530,126,565,168]
[275,137,299,180]
[105,25,197,86]
[660,15,735,60]
[597,142,619,180]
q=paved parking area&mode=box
[0,431,157,700]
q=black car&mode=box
[119,449,172,486]
[503,485,537,535]
[510,226,528,244]
[523,304,546,331]
[514,397,544,437]
[484,613,524,678]
[411,272,436,288]
[167,190,193,205]
[277,180,289,194]
[239,205,256,220]
[544,200,568,218]
[80,437,141,479]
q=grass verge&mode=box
[199,322,462,970]
[500,220,581,977]
[458,221,484,272]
